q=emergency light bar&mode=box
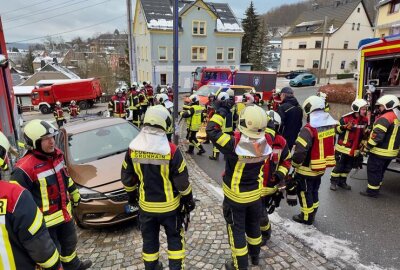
[208,82,231,87]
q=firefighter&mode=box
[108,88,128,118]
[11,120,92,270]
[155,93,174,141]
[203,92,217,145]
[144,81,155,106]
[290,96,336,225]
[121,105,195,270]
[268,88,282,112]
[128,85,141,127]
[0,131,62,270]
[360,94,400,197]
[167,84,174,101]
[317,91,330,112]
[260,111,291,245]
[138,86,149,117]
[330,99,368,191]
[68,100,80,119]
[206,104,271,270]
[53,101,66,128]
[180,94,206,155]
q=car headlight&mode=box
[78,186,107,201]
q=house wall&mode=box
[280,2,373,75]
[375,3,400,37]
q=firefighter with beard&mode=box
[108,88,128,118]
[121,105,195,270]
[206,102,272,270]
[0,131,63,270]
[180,95,206,155]
[260,111,291,245]
[128,84,141,127]
[360,95,400,197]
[11,120,92,270]
[289,96,336,225]
[330,99,368,191]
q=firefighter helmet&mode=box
[317,92,327,100]
[70,100,76,105]
[302,96,325,115]
[226,88,234,98]
[120,86,127,93]
[23,120,58,150]
[160,88,167,94]
[55,101,61,107]
[275,88,281,95]
[376,95,399,110]
[242,93,254,104]
[266,110,282,127]
[0,131,10,169]
[189,94,199,104]
[156,93,169,104]
[238,105,269,139]
[217,92,230,101]
[351,99,368,112]
[143,105,172,131]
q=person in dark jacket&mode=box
[277,87,303,150]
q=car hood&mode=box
[68,152,125,193]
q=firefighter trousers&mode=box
[187,130,203,152]
[131,110,141,127]
[296,174,321,222]
[223,199,262,270]
[259,197,271,240]
[366,153,392,194]
[330,152,355,185]
[140,213,185,270]
[48,220,81,270]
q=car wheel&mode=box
[311,81,316,86]
[79,100,89,110]
[297,83,302,87]
[40,105,51,114]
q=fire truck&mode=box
[357,33,400,172]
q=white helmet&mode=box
[70,100,76,105]
[376,95,399,110]
[55,101,61,107]
[317,92,327,100]
[250,89,256,94]
[189,94,199,104]
[302,96,325,115]
[143,105,172,131]
[275,88,281,95]
[132,82,138,87]
[226,88,234,98]
[351,99,368,112]
[238,105,269,139]
[266,110,282,126]
[121,86,127,93]
[115,88,122,94]
[242,93,254,104]
[217,92,230,101]
[160,88,167,94]
[156,93,169,104]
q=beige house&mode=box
[374,0,400,37]
[280,0,374,75]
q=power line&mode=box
[4,0,93,23]
[9,16,125,43]
[6,0,111,30]
[1,0,55,15]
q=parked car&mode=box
[186,84,255,105]
[289,73,317,87]
[55,117,140,228]
[285,70,308,79]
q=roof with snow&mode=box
[284,0,372,38]
[13,86,34,95]
[38,63,80,79]
[33,55,65,64]
[140,0,243,32]
[377,0,391,7]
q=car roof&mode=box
[62,117,130,135]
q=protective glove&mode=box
[181,193,196,213]
[285,176,298,207]
[267,191,284,214]
[71,190,81,207]
[127,188,139,205]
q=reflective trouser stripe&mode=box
[246,236,262,246]
[167,249,185,260]
[260,221,271,232]
[227,224,248,270]
[0,217,16,270]
[300,191,313,221]
[143,252,160,262]
[368,184,380,190]
[60,250,77,263]
[38,249,59,268]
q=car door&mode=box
[303,75,312,85]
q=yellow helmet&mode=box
[0,131,11,171]
[238,105,268,139]
[143,105,172,131]
[302,96,325,115]
[23,120,58,150]
[376,95,399,110]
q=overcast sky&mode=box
[1,0,302,44]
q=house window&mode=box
[227,48,235,61]
[390,0,400,13]
[192,21,206,35]
[312,60,319,68]
[315,41,322,48]
[216,48,224,61]
[160,74,167,85]
[344,41,349,49]
[357,23,360,31]
[296,59,305,67]
[287,59,291,67]
[158,46,167,61]
[357,7,360,13]
[299,42,307,49]
[340,61,346,69]
[391,26,400,35]
[352,23,355,30]
[191,46,207,61]
[145,46,148,60]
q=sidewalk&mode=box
[75,135,348,270]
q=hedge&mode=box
[336,73,354,79]
[318,83,356,105]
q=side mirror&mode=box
[0,54,9,68]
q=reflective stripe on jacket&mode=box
[335,113,368,156]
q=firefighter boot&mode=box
[225,260,247,270]
[250,256,259,266]
[155,261,163,270]
[292,213,313,225]
[77,260,93,270]
[197,145,206,155]
[330,183,337,191]
[209,152,219,160]
[360,190,379,198]
[338,179,351,190]
[186,146,194,155]
[260,228,271,246]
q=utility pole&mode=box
[126,0,137,84]
[317,16,327,85]
[328,53,334,84]
[172,0,179,144]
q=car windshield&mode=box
[195,85,220,96]
[68,122,139,164]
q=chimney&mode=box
[53,57,58,64]
[334,0,341,7]
[40,60,46,68]
[312,2,319,10]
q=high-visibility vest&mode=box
[189,104,204,131]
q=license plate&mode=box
[124,204,139,214]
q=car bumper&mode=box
[289,82,297,86]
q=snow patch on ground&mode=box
[270,213,392,270]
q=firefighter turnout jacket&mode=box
[121,142,192,215]
[367,110,400,158]
[53,107,64,121]
[11,149,80,228]
[0,180,61,270]
[108,95,128,118]
[68,105,80,118]
[206,113,268,205]
[335,113,368,157]
[292,123,336,176]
